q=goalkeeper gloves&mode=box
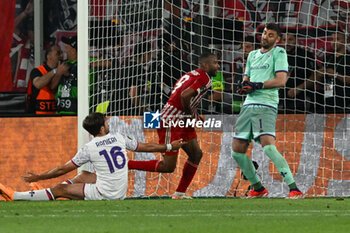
[237,81,264,94]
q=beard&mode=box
[262,40,275,49]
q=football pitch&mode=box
[0,198,349,233]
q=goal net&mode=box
[83,0,350,197]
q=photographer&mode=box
[56,36,78,115]
[27,45,69,114]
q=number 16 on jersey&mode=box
[99,146,126,173]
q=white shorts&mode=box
[83,183,126,201]
[83,183,104,200]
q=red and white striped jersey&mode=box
[161,68,211,122]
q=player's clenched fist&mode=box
[171,139,188,150]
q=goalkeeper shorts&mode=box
[234,104,277,143]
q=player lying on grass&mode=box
[0,112,186,201]
[232,23,303,199]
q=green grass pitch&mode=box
[0,198,349,233]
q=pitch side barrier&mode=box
[0,114,349,199]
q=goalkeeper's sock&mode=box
[232,151,260,185]
[263,145,295,185]
[128,160,161,172]
[175,160,199,193]
[289,183,297,189]
[13,188,55,201]
[61,179,73,184]
[252,182,263,191]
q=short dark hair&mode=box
[83,112,106,136]
[199,52,217,64]
[244,36,255,44]
[45,45,55,61]
[265,23,282,37]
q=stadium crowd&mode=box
[3,0,350,115]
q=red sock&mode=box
[128,160,161,172]
[176,160,199,193]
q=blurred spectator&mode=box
[90,54,115,114]
[55,36,78,115]
[114,41,160,116]
[164,0,193,72]
[164,0,182,42]
[291,31,350,113]
[330,1,350,35]
[158,33,188,104]
[205,70,226,113]
[14,0,34,45]
[231,36,256,112]
[11,0,35,91]
[202,37,256,114]
[279,33,315,113]
[324,31,350,113]
[43,0,77,44]
[27,45,69,114]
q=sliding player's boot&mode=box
[0,183,14,201]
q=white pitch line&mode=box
[0,209,348,213]
[2,211,350,218]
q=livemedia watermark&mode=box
[143,111,222,129]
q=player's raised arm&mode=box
[135,139,187,152]
[22,160,77,183]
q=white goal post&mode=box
[77,0,90,172]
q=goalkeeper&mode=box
[232,23,303,199]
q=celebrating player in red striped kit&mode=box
[128,53,220,199]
